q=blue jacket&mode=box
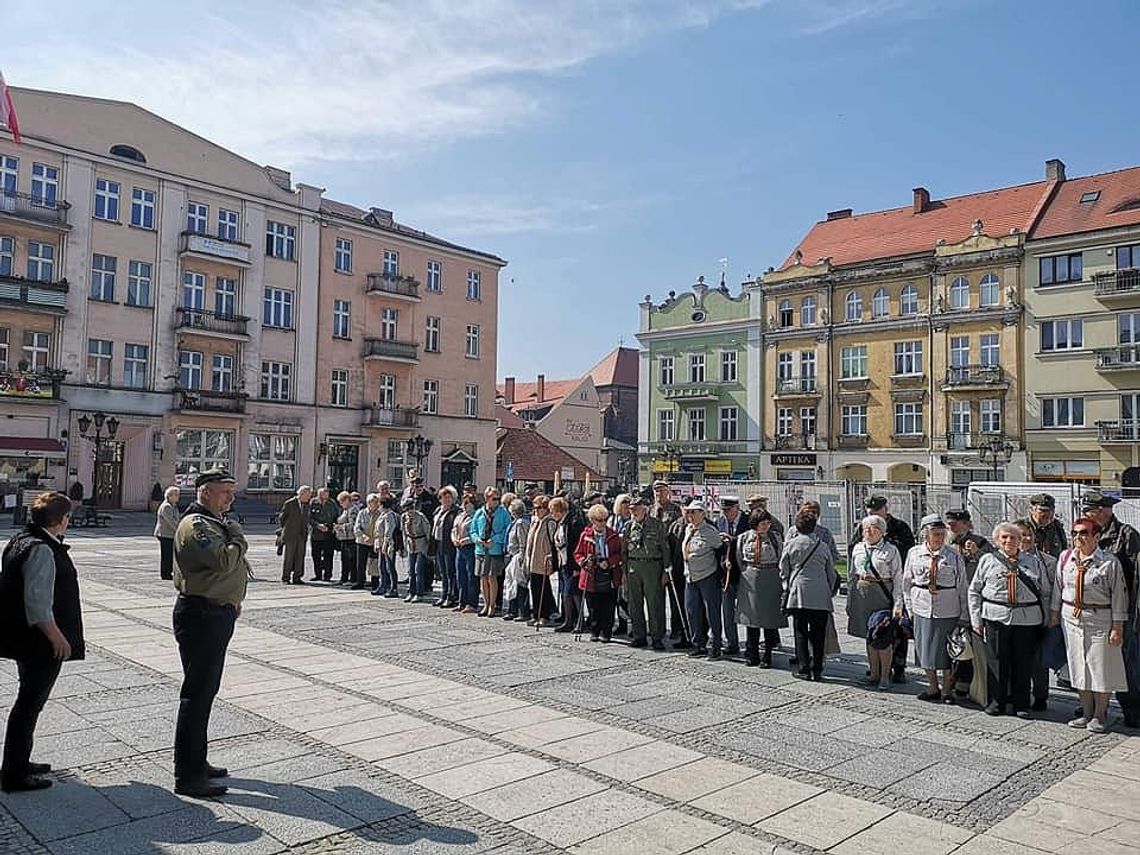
[471,505,511,556]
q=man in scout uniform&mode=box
[1027,493,1066,559]
[622,496,670,650]
[650,480,688,646]
[172,469,249,798]
[308,486,339,582]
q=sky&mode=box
[6,0,1140,382]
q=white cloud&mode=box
[404,192,668,237]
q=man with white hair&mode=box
[277,486,312,585]
[682,501,724,660]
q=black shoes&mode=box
[1031,699,1048,712]
[672,638,693,650]
[28,762,51,775]
[708,648,723,661]
[723,646,740,657]
[651,640,666,651]
[206,764,228,779]
[175,779,227,798]
[985,702,1004,716]
[688,647,708,658]
[891,670,907,685]
[1,775,52,793]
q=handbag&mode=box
[781,537,822,615]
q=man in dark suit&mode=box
[308,487,339,582]
[278,486,312,584]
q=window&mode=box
[1041,319,1083,351]
[980,273,1000,307]
[332,299,351,338]
[0,235,11,276]
[422,379,438,414]
[0,327,8,369]
[800,350,816,381]
[779,300,793,328]
[1039,253,1083,285]
[840,345,868,379]
[377,373,395,409]
[657,409,675,441]
[182,271,206,309]
[381,307,398,340]
[383,250,399,277]
[178,350,203,389]
[872,287,889,318]
[720,350,737,382]
[385,439,408,489]
[719,406,738,441]
[900,283,919,316]
[980,399,1002,434]
[0,156,16,197]
[893,341,923,375]
[426,260,442,292]
[841,404,867,436]
[260,361,292,400]
[845,291,862,322]
[980,333,1000,366]
[217,209,239,241]
[777,352,793,381]
[800,296,817,326]
[94,179,120,221]
[263,288,294,328]
[1042,396,1084,428]
[265,221,295,260]
[322,368,346,407]
[466,270,481,301]
[1119,313,1140,345]
[1116,244,1140,270]
[689,353,705,383]
[186,201,208,234]
[31,163,58,206]
[215,277,236,316]
[894,402,923,436]
[950,401,971,440]
[659,356,674,386]
[123,343,148,389]
[130,187,155,229]
[212,355,234,392]
[86,339,112,386]
[424,316,440,353]
[334,238,352,273]
[465,324,480,358]
[127,261,152,307]
[22,332,50,370]
[950,335,970,367]
[777,407,793,436]
[686,408,705,441]
[26,242,54,282]
[1122,394,1140,428]
[176,430,233,488]
[463,384,479,417]
[90,254,117,301]
[1080,190,1101,204]
[950,276,969,310]
[248,434,297,491]
[800,406,817,437]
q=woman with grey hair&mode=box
[969,521,1052,718]
[154,486,181,581]
[353,494,382,591]
[849,514,902,689]
[503,498,532,621]
[901,514,968,703]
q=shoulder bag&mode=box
[780,537,821,615]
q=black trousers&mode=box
[791,608,829,676]
[311,537,336,580]
[355,544,373,586]
[745,626,781,654]
[1,657,62,781]
[158,536,174,580]
[984,621,1038,713]
[338,540,356,583]
[586,590,617,639]
[529,574,555,619]
[173,595,236,783]
[892,636,909,676]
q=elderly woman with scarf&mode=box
[1050,516,1130,733]
[735,509,784,668]
[969,521,1052,718]
[901,514,969,703]
[524,495,557,626]
[850,514,903,689]
[574,503,624,642]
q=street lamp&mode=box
[617,454,633,491]
[978,434,1014,482]
[405,434,433,479]
[76,411,120,506]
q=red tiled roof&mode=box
[588,347,639,389]
[495,404,527,429]
[498,378,582,412]
[496,427,604,482]
[1030,165,1140,239]
[781,180,1052,269]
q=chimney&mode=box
[913,187,930,214]
[826,208,852,221]
[537,374,545,401]
[504,376,516,404]
[1045,158,1066,182]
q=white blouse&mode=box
[901,543,969,619]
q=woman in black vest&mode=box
[0,491,84,792]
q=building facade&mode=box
[497,374,604,478]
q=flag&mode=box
[0,71,21,144]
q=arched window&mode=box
[872,288,889,318]
[950,276,969,310]
[845,290,862,322]
[900,283,919,316]
[979,273,1000,307]
[109,144,146,164]
[779,299,794,328]
[800,296,817,326]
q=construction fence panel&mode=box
[706,480,851,547]
[967,481,1140,536]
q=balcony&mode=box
[942,364,1008,391]
[890,372,926,388]
[173,388,247,414]
[1093,268,1140,302]
[837,434,869,448]
[0,366,66,401]
[946,432,1014,451]
[1094,346,1140,372]
[364,405,420,429]
[774,377,821,398]
[175,307,250,338]
[890,433,928,448]
[365,272,421,301]
[179,231,252,265]
[0,191,69,229]
[661,382,724,402]
[0,274,69,314]
[363,337,419,363]
[1097,421,1140,443]
[773,433,816,450]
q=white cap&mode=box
[683,500,708,513]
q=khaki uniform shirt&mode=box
[174,505,249,607]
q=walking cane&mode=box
[535,573,547,633]
[665,571,692,644]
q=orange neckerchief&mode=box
[928,553,940,593]
[1073,554,1093,618]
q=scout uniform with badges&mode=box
[621,497,669,649]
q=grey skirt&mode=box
[476,554,506,578]
[913,614,957,670]
[737,565,786,629]
[846,579,893,638]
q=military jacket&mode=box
[622,515,669,574]
[174,502,249,607]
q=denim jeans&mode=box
[437,546,456,602]
[377,554,399,593]
[407,552,428,596]
[172,595,236,782]
[685,574,723,651]
[456,546,477,607]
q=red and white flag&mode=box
[0,71,21,144]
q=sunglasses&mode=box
[1071,529,1094,537]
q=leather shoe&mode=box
[206,764,228,779]
[1031,699,1048,712]
[1,775,52,793]
[27,762,51,775]
[651,640,666,651]
[630,638,648,648]
[175,779,228,798]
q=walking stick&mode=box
[535,573,547,633]
[665,571,692,644]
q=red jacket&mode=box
[574,525,623,593]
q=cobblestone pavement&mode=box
[1,522,1138,854]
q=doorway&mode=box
[95,440,124,508]
[326,444,360,493]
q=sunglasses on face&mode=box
[1071,529,1094,537]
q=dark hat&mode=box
[195,468,236,488]
[865,495,888,510]
[945,509,971,522]
[411,476,424,485]
[1028,493,1056,509]
[1081,489,1120,509]
[630,496,650,508]
[462,482,477,491]
[400,496,415,508]
[652,480,670,490]
[583,490,604,503]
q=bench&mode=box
[70,502,112,528]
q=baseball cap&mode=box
[1028,493,1056,509]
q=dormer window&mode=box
[1079,190,1100,204]
[109,144,146,164]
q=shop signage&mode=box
[679,459,704,473]
[703,459,732,474]
[772,453,817,467]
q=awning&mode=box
[0,437,67,458]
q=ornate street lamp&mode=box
[661,444,682,476]
[405,435,433,478]
[76,411,120,506]
[978,435,1014,482]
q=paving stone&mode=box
[232,752,346,785]
[221,781,364,846]
[512,788,662,848]
[208,737,312,772]
[757,791,892,849]
[989,812,1085,852]
[691,773,822,824]
[607,696,697,722]
[830,809,974,855]
[645,706,742,734]
[712,723,865,772]
[78,759,183,819]
[771,705,871,735]
[954,835,1058,855]
[374,737,507,779]
[31,728,137,769]
[497,716,603,749]
[825,748,938,788]
[341,725,467,762]
[307,712,408,746]
[541,726,654,764]
[887,764,1007,803]
[45,801,250,855]
[295,769,430,824]
[465,704,567,735]
[1,775,129,842]
[687,830,788,854]
[568,809,727,855]
[636,756,758,803]
[582,741,704,782]
[461,769,607,822]
[415,753,553,799]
